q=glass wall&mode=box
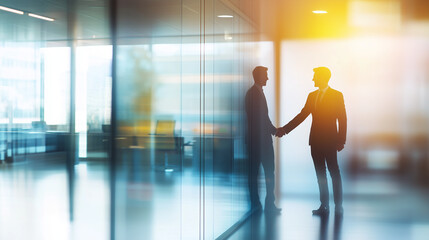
[0,1,71,239]
[113,0,260,239]
[0,0,262,239]
[0,0,112,239]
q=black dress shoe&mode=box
[335,206,344,216]
[312,206,329,216]
[265,204,282,214]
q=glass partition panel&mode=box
[0,1,71,239]
[114,34,190,238]
[0,0,261,239]
[114,0,258,239]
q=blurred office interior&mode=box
[0,0,428,239]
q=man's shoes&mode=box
[312,205,329,216]
[264,204,282,214]
[335,206,344,216]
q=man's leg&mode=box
[311,146,329,208]
[261,146,275,207]
[248,153,261,208]
[326,149,343,209]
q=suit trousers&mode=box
[310,145,343,207]
[248,143,275,207]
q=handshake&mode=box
[274,126,345,151]
[274,127,287,138]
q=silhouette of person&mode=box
[236,207,280,240]
[318,214,329,240]
[277,67,347,216]
[245,66,282,214]
[318,209,343,240]
[333,214,343,240]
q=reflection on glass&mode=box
[113,0,259,238]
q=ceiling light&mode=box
[0,5,24,15]
[312,10,328,14]
[217,15,233,18]
[28,13,55,21]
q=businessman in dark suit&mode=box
[277,67,347,216]
[245,66,281,214]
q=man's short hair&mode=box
[252,66,268,81]
[313,67,331,81]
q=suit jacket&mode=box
[245,85,276,150]
[284,87,347,148]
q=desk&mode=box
[117,135,184,171]
[0,130,68,162]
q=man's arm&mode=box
[245,91,255,131]
[282,95,311,134]
[246,90,276,136]
[337,92,347,151]
[266,114,277,135]
[276,94,311,137]
[251,90,277,135]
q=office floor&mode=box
[0,154,110,240]
[0,154,428,240]
[0,153,249,240]
[228,175,429,240]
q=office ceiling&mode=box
[0,0,248,42]
[0,0,108,41]
[260,0,429,39]
[0,0,427,42]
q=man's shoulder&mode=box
[247,85,257,92]
[245,86,258,102]
[328,87,343,97]
[246,85,260,96]
[309,89,318,97]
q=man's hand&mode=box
[337,143,344,152]
[275,127,286,137]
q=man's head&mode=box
[312,67,331,88]
[253,66,269,87]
